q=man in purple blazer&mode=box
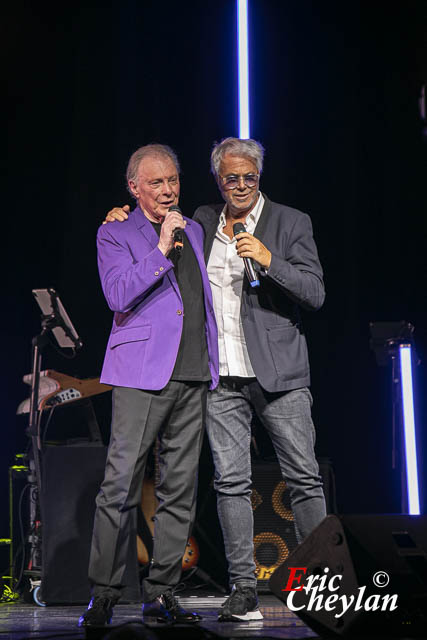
[79,144,218,627]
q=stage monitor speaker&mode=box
[269,514,427,637]
[41,444,140,604]
[252,457,336,590]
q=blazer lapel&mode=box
[134,206,181,297]
[134,206,160,247]
[238,194,272,298]
[253,193,272,241]
[184,220,205,276]
[203,204,223,262]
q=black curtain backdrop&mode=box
[3,0,427,547]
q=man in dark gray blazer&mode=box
[192,137,326,622]
[104,137,326,623]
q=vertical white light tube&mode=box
[399,344,421,515]
[237,0,250,138]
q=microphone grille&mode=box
[233,222,246,235]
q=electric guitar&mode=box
[136,444,199,571]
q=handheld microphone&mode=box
[233,222,260,288]
[168,205,184,253]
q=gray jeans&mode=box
[206,377,326,588]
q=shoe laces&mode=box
[225,585,254,606]
[161,590,180,613]
[89,595,113,611]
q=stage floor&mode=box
[0,594,318,640]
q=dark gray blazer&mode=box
[193,194,325,393]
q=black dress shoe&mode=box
[78,595,115,627]
[142,590,202,623]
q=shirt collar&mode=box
[218,192,265,232]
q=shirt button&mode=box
[154,271,159,276]
[159,267,164,271]
[177,310,182,315]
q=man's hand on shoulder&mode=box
[235,232,272,269]
[102,205,130,224]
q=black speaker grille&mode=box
[251,461,298,587]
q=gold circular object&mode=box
[253,532,289,581]
[272,481,294,521]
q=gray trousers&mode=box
[88,381,207,602]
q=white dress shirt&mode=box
[207,193,265,377]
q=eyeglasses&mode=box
[220,173,259,190]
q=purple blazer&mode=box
[97,206,219,391]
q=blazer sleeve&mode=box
[264,212,325,312]
[97,225,174,313]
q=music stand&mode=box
[26,289,82,560]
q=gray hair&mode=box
[126,144,180,197]
[210,137,265,178]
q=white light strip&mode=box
[399,345,420,515]
[237,0,250,138]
